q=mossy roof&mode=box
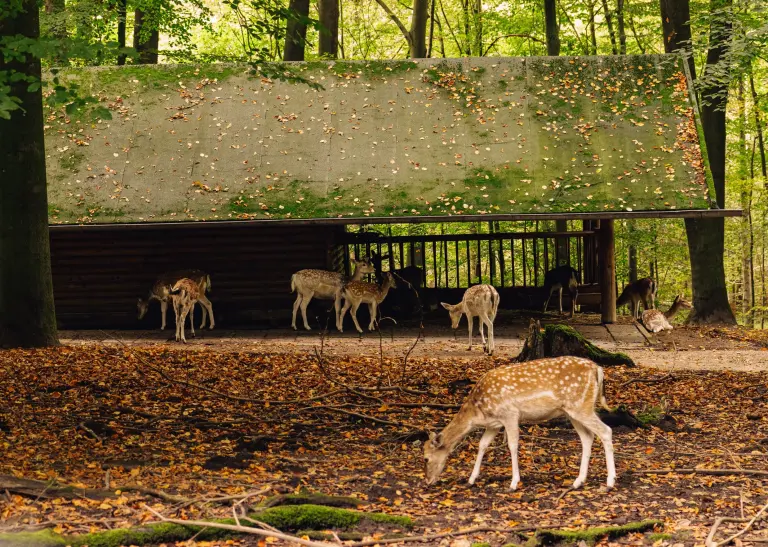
[43,54,739,225]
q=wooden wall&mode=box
[50,222,344,329]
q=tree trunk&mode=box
[462,0,471,55]
[588,0,597,54]
[284,0,310,61]
[0,0,59,348]
[117,0,127,65]
[544,0,560,55]
[133,8,159,64]
[472,0,482,57]
[599,220,617,324]
[318,0,339,58]
[660,0,735,324]
[616,0,626,54]
[628,221,637,282]
[427,0,436,57]
[601,0,618,54]
[750,72,767,180]
[738,77,752,326]
[409,0,429,58]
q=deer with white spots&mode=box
[441,284,500,355]
[642,295,691,333]
[137,269,214,331]
[339,272,397,333]
[168,278,204,343]
[423,357,616,490]
[290,258,375,331]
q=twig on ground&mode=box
[633,468,768,478]
[347,525,538,547]
[143,504,333,547]
[706,499,768,547]
[298,405,405,426]
[555,486,575,503]
[118,485,191,504]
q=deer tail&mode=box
[491,288,500,320]
[596,366,611,411]
[206,274,212,293]
[290,274,296,293]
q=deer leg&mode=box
[368,302,377,331]
[334,292,342,332]
[479,312,494,355]
[504,415,521,490]
[160,299,168,330]
[543,287,551,312]
[350,302,364,334]
[188,303,196,338]
[467,315,474,351]
[567,417,595,488]
[577,413,615,489]
[291,293,303,330]
[199,294,214,329]
[468,426,500,485]
[558,287,564,314]
[339,299,352,333]
[571,289,578,318]
[299,291,314,330]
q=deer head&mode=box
[137,298,149,320]
[440,302,463,329]
[351,258,375,276]
[423,431,450,485]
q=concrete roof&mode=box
[44,55,739,225]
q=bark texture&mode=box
[133,8,160,64]
[544,0,560,55]
[318,0,339,58]
[117,0,127,65]
[284,0,310,61]
[409,0,429,58]
[0,0,59,348]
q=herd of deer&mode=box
[133,260,692,490]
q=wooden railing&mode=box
[340,230,598,289]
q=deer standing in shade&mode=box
[169,278,204,343]
[642,295,692,333]
[542,265,580,317]
[423,357,616,490]
[290,258,375,331]
[137,270,214,331]
[339,272,397,333]
[617,277,657,319]
[441,284,500,355]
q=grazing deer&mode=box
[370,251,424,317]
[423,357,616,490]
[543,265,581,317]
[168,278,203,343]
[339,272,397,333]
[137,270,214,331]
[290,258,375,331]
[617,277,657,319]
[642,295,691,333]
[441,284,500,355]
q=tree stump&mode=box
[514,320,634,367]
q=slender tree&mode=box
[544,0,560,55]
[284,0,310,61]
[134,7,159,63]
[373,0,429,58]
[660,0,736,324]
[601,0,618,54]
[616,0,626,54]
[0,0,59,348]
[318,0,339,58]
[117,0,127,65]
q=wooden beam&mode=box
[599,219,617,324]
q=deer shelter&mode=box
[43,54,739,329]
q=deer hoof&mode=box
[508,480,520,491]
[304,326,312,331]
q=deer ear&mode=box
[441,302,451,310]
[429,432,443,447]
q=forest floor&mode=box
[1,320,768,547]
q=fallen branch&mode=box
[706,499,768,547]
[633,468,768,478]
[298,405,405,427]
[144,505,333,547]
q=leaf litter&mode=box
[1,342,768,546]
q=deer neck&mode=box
[438,406,477,453]
[377,279,394,303]
[349,267,365,282]
[664,301,684,320]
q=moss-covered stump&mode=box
[0,505,413,547]
[260,492,365,509]
[534,519,662,545]
[515,321,634,367]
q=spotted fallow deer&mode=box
[168,278,203,343]
[290,258,375,332]
[441,284,500,355]
[642,295,692,333]
[424,357,616,490]
[339,272,397,333]
[137,270,214,331]
[617,277,657,319]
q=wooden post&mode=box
[599,219,616,324]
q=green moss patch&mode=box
[536,520,662,545]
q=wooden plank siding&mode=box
[50,223,345,329]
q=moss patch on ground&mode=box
[535,519,662,545]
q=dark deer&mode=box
[542,265,581,317]
[617,277,657,319]
[370,251,424,317]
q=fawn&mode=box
[617,277,657,319]
[339,272,397,333]
[441,284,500,355]
[642,295,691,333]
[290,258,375,331]
[169,278,204,343]
[424,357,616,490]
[137,269,214,331]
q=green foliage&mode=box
[535,520,662,545]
